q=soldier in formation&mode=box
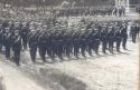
[0,19,139,66]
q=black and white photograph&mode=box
[0,0,140,90]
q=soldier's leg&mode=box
[73,43,77,57]
[116,39,121,52]
[94,40,100,55]
[47,46,54,60]
[14,50,20,66]
[66,44,71,58]
[122,38,127,50]
[74,45,79,58]
[62,44,66,57]
[90,42,95,55]
[81,44,86,57]
[132,33,137,43]
[5,46,10,59]
[87,44,90,56]
[39,47,46,62]
[87,41,92,56]
[0,42,2,52]
[134,34,137,43]
[42,48,47,62]
[102,41,107,54]
[50,43,56,60]
[23,39,28,50]
[58,45,64,60]
[66,46,69,58]
[29,47,37,63]
[109,41,114,54]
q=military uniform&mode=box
[38,31,47,62]
[101,28,108,54]
[12,30,21,66]
[28,31,39,63]
[115,28,122,52]
[121,25,128,50]
[3,29,11,59]
[108,27,115,53]
[20,27,30,50]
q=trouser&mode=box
[5,45,10,59]
[46,45,54,59]
[23,38,28,49]
[29,46,37,63]
[0,42,2,51]
[122,37,127,50]
[109,40,114,53]
[94,40,100,55]
[102,40,107,54]
[87,40,95,56]
[73,41,80,58]
[65,42,73,58]
[116,38,122,52]
[38,46,47,62]
[13,50,20,66]
[57,43,64,60]
[132,33,137,43]
[80,42,86,57]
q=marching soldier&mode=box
[121,23,128,50]
[20,22,30,50]
[94,28,101,55]
[101,27,108,54]
[115,27,122,52]
[86,29,95,56]
[73,30,81,59]
[12,30,22,66]
[3,28,11,59]
[130,23,140,43]
[28,30,39,63]
[108,27,115,54]
[38,31,47,62]
[80,30,87,57]
[63,30,72,58]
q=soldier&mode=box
[108,26,115,54]
[48,30,56,60]
[38,31,47,62]
[3,28,11,59]
[73,30,81,59]
[130,23,139,43]
[56,30,65,60]
[63,28,74,59]
[28,30,39,63]
[1,21,10,52]
[101,27,108,54]
[94,28,101,55]
[114,27,122,52]
[121,23,128,50]
[80,30,87,57]
[12,30,22,66]
[46,29,54,59]
[86,29,95,56]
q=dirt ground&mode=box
[44,41,139,90]
[0,40,139,90]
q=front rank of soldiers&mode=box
[0,20,139,66]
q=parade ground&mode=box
[0,35,139,90]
